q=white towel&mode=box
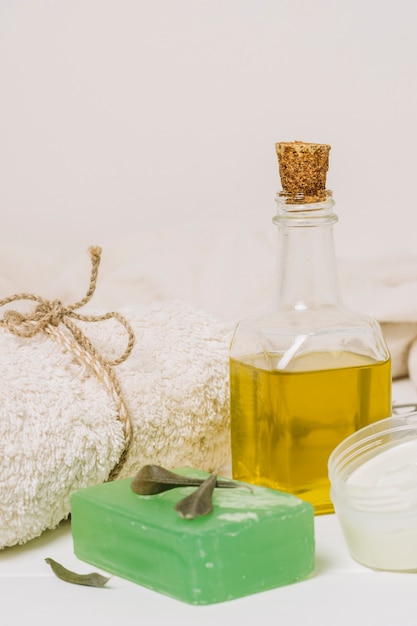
[0,300,232,549]
[338,255,417,381]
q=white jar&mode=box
[328,413,417,571]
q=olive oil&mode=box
[230,141,392,515]
[230,351,391,514]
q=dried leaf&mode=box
[174,473,217,520]
[131,464,239,495]
[45,558,110,587]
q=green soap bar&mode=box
[70,469,315,605]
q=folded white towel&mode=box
[338,255,417,380]
[0,300,232,549]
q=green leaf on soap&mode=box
[131,464,240,495]
[45,558,110,587]
[131,465,203,494]
[174,473,217,520]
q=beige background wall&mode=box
[0,0,416,262]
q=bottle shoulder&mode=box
[233,306,381,332]
[230,306,390,365]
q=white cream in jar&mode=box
[328,414,417,571]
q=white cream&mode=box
[333,438,417,571]
[347,439,417,489]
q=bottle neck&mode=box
[272,191,343,310]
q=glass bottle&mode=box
[229,141,391,515]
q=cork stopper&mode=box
[275,141,331,204]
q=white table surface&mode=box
[2,378,417,626]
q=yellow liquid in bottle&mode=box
[230,351,391,514]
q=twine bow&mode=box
[0,246,135,479]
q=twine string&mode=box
[0,246,135,479]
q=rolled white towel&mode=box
[0,299,232,549]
